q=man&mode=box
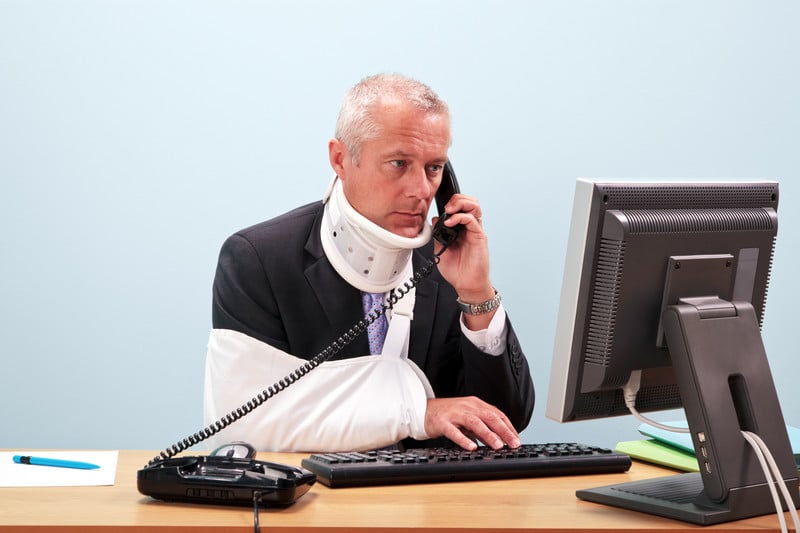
[205,73,534,452]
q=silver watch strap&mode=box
[457,290,501,315]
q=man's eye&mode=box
[390,160,407,168]
[428,164,443,173]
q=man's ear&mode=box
[328,138,348,179]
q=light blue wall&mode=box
[1,0,797,451]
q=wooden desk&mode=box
[0,450,793,532]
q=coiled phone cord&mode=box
[146,248,446,467]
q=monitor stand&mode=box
[577,271,798,525]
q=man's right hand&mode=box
[424,396,522,450]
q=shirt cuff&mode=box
[459,304,508,356]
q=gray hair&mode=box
[335,73,450,163]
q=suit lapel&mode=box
[408,249,438,370]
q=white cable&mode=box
[622,371,690,434]
[743,431,800,532]
[749,432,800,531]
[741,431,788,533]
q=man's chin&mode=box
[382,214,425,238]
[388,223,424,239]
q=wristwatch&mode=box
[457,290,502,315]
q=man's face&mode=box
[329,102,451,238]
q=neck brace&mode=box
[320,177,432,293]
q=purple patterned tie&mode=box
[362,292,389,355]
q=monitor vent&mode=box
[759,235,777,329]
[602,184,777,210]
[633,384,682,411]
[621,208,775,234]
[573,392,621,419]
[585,238,624,367]
[571,384,681,420]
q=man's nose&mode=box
[406,167,432,199]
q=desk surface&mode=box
[0,449,794,532]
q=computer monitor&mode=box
[546,179,798,525]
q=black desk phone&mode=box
[137,442,316,507]
[137,162,465,511]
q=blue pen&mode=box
[13,455,100,470]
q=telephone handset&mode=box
[432,161,464,247]
[137,161,467,510]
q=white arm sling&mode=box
[202,286,435,453]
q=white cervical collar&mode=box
[320,177,432,293]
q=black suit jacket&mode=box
[212,201,535,433]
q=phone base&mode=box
[137,455,316,507]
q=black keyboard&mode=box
[301,443,631,488]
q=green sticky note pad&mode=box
[615,439,699,472]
